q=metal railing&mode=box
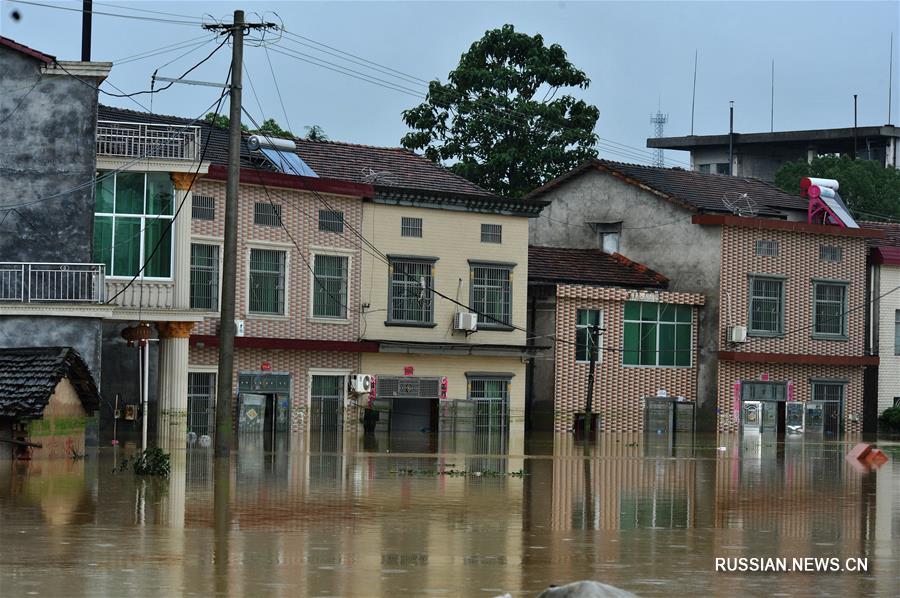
[96,120,201,161]
[0,263,106,303]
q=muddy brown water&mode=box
[1,432,898,597]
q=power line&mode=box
[8,0,203,26]
[111,34,212,65]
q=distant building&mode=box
[647,125,900,182]
[528,159,880,435]
[527,245,704,432]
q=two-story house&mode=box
[528,160,880,435]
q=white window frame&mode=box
[189,236,223,312]
[245,241,291,318]
[94,171,175,280]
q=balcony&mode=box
[96,120,201,161]
[0,263,106,304]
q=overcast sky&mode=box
[2,1,898,167]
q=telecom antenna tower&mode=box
[650,109,668,167]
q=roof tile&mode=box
[528,245,668,289]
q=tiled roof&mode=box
[0,347,100,419]
[859,220,900,247]
[528,245,668,289]
[0,35,55,63]
[526,159,808,217]
[97,105,498,199]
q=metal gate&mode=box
[187,372,215,437]
[474,399,508,431]
[310,374,344,430]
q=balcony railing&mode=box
[0,263,106,303]
[96,120,201,161]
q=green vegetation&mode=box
[117,448,171,477]
[774,156,900,221]
[401,24,600,197]
[204,113,328,141]
[880,406,900,433]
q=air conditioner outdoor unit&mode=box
[729,325,748,343]
[454,312,478,332]
[349,374,373,394]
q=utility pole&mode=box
[650,106,668,168]
[203,11,274,459]
[582,323,601,440]
[853,94,858,160]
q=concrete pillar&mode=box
[170,172,197,310]
[156,321,193,448]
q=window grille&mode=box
[575,309,602,362]
[820,245,843,262]
[812,382,844,403]
[312,254,348,318]
[93,171,174,278]
[389,259,434,323]
[468,377,510,431]
[249,248,286,314]
[187,372,215,437]
[622,302,692,367]
[749,277,784,334]
[191,194,215,220]
[813,282,847,336]
[754,240,779,257]
[190,243,219,310]
[401,217,423,238]
[310,374,343,430]
[318,210,344,233]
[254,202,282,227]
[471,264,512,327]
[481,223,502,243]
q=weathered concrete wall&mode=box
[98,322,159,444]
[529,170,722,430]
[0,47,100,262]
[527,291,558,432]
[0,316,102,378]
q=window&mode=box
[812,382,844,403]
[249,248,286,314]
[388,258,434,324]
[401,217,423,238]
[312,254,348,319]
[575,309,603,362]
[191,194,215,220]
[190,243,219,310]
[593,222,622,253]
[93,171,174,278]
[894,397,900,408]
[187,372,215,436]
[820,245,843,262]
[741,381,786,401]
[749,276,784,335]
[310,374,344,430]
[697,164,711,174]
[895,310,900,355]
[471,263,512,328]
[468,376,510,431]
[813,281,847,337]
[754,240,779,257]
[623,302,692,367]
[319,210,344,233]
[715,162,730,175]
[481,223,502,243]
[254,202,282,227]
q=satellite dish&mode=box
[361,167,397,185]
[722,192,758,217]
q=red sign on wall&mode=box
[261,361,272,371]
[403,366,414,376]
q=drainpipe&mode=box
[81,1,92,62]
[728,101,734,176]
[853,95,858,160]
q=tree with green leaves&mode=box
[401,24,600,197]
[774,156,900,221]
[305,124,328,141]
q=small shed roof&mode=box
[0,347,100,419]
[528,245,668,289]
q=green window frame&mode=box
[470,262,512,329]
[749,276,784,335]
[812,381,844,403]
[189,243,219,310]
[812,281,848,338]
[388,258,434,324]
[312,254,348,319]
[248,248,286,315]
[467,375,510,431]
[93,171,174,278]
[622,302,692,367]
[575,309,603,363]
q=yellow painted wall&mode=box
[360,352,526,454]
[359,203,529,346]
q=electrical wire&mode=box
[8,0,203,26]
[111,35,213,65]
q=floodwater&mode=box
[1,432,898,597]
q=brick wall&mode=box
[553,284,704,432]
[190,179,363,343]
[189,346,358,432]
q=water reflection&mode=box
[0,432,897,596]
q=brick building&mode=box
[527,246,704,432]
[527,160,880,434]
